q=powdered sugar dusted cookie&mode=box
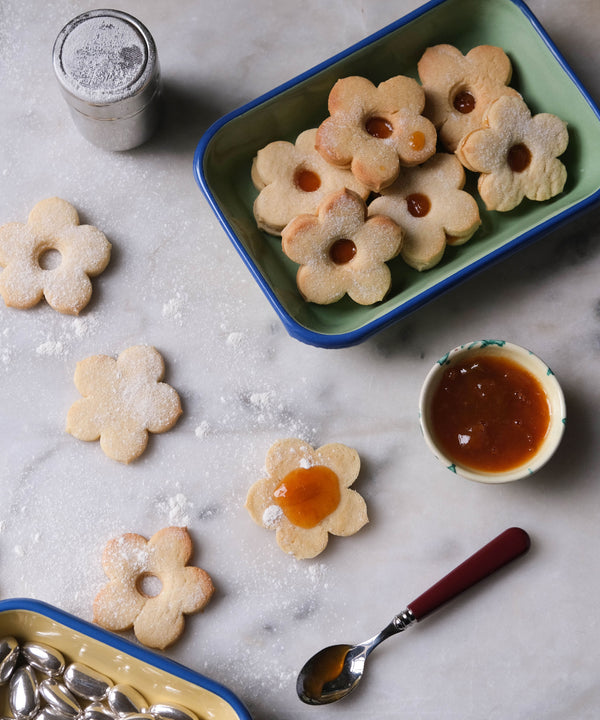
[281,188,403,305]
[0,197,111,315]
[245,438,368,559]
[315,75,437,192]
[252,128,370,235]
[66,345,182,464]
[368,154,481,271]
[93,527,214,649]
[418,45,520,152]
[456,94,568,211]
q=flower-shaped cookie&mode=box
[281,188,403,305]
[315,75,437,191]
[368,154,481,271]
[66,345,182,464]
[417,44,520,151]
[0,197,111,315]
[93,527,214,650]
[245,438,368,559]
[252,128,370,235]
[456,95,569,211]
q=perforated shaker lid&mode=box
[53,9,159,119]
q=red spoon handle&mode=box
[407,527,530,622]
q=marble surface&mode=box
[1,0,600,718]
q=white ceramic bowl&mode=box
[419,340,566,483]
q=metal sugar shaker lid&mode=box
[52,9,161,150]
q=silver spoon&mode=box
[297,527,530,705]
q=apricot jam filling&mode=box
[406,193,431,218]
[294,168,321,192]
[273,465,341,529]
[408,130,426,151]
[430,353,550,473]
[329,238,357,264]
[365,116,393,139]
[507,143,532,172]
[299,644,351,699]
[453,90,476,114]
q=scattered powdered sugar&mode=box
[72,315,99,338]
[217,386,314,442]
[203,559,336,697]
[306,561,329,587]
[262,505,283,529]
[194,420,211,438]
[28,315,101,359]
[36,340,66,357]
[226,331,244,348]
[112,534,149,571]
[162,292,187,325]
[157,493,193,526]
[60,14,147,99]
[248,390,276,411]
[1,328,14,366]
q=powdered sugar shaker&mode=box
[52,9,161,151]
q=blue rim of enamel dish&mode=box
[193,0,600,349]
[0,598,253,720]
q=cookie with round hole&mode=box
[93,527,214,650]
[0,197,111,315]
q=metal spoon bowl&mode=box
[297,527,531,705]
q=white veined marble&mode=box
[0,1,599,718]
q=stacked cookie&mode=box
[419,45,569,212]
[251,44,568,306]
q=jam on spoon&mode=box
[297,527,531,705]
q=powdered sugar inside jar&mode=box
[53,9,161,151]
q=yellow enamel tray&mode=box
[0,599,252,720]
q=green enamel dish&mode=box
[193,0,600,348]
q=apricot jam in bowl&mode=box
[419,340,566,483]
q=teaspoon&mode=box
[297,526,530,705]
